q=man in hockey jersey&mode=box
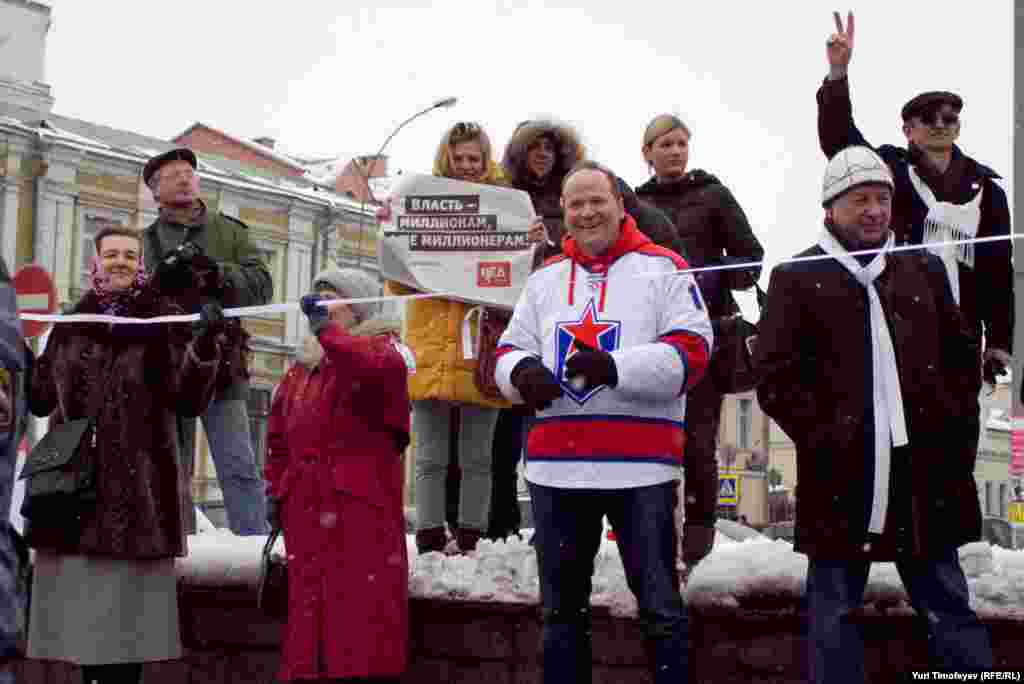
[494,161,713,684]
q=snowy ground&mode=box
[178,528,1024,620]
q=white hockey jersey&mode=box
[494,216,713,489]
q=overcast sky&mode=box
[42,1,1013,307]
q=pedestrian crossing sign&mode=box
[718,474,739,505]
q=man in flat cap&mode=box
[142,147,273,535]
[817,11,1013,474]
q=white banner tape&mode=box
[16,232,1017,325]
[20,291,460,324]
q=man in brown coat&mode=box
[755,146,991,682]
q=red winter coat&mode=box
[265,317,411,682]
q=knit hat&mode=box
[310,268,381,324]
[821,146,894,207]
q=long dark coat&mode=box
[265,318,411,682]
[26,289,219,559]
[755,242,982,560]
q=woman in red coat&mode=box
[265,268,412,683]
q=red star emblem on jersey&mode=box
[562,300,616,354]
[554,300,622,404]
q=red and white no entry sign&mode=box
[13,264,57,339]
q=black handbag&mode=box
[19,366,109,523]
[709,285,766,395]
[257,526,288,619]
[19,417,96,522]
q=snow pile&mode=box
[176,529,284,588]
[685,537,805,610]
[406,533,639,616]
[176,527,1024,621]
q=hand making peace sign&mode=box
[826,11,854,79]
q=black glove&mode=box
[154,251,193,293]
[510,357,563,412]
[192,299,224,357]
[300,294,329,333]
[564,341,617,391]
[267,496,281,531]
[174,241,202,264]
[190,253,223,298]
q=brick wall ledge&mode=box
[11,536,1024,682]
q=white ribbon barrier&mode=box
[20,291,460,324]
[17,233,1017,325]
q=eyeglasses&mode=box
[915,111,960,127]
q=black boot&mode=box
[415,526,448,554]
[454,527,482,553]
[81,663,142,684]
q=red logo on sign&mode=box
[477,262,511,288]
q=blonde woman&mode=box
[387,122,542,553]
[636,113,765,574]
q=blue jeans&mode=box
[184,399,267,535]
[528,480,688,684]
[807,549,993,683]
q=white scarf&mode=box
[907,165,983,306]
[818,229,909,535]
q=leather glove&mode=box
[510,357,563,412]
[681,524,716,571]
[266,496,282,531]
[192,299,224,358]
[174,240,202,264]
[564,341,617,391]
[300,294,329,333]
[191,254,223,298]
[155,248,195,293]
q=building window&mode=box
[248,387,272,470]
[985,481,993,516]
[254,246,283,303]
[1000,483,1008,519]
[737,398,752,450]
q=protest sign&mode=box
[378,174,537,309]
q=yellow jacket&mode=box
[386,159,510,408]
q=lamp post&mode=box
[353,96,458,268]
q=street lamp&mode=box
[353,96,458,267]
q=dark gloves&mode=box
[300,294,329,333]
[155,241,202,293]
[191,254,223,299]
[192,299,224,358]
[564,341,617,391]
[267,496,281,531]
[510,357,563,412]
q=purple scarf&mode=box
[89,257,149,316]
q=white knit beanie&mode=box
[821,146,894,207]
[310,268,381,324]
